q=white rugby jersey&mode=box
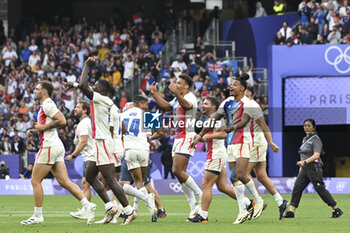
[121,107,150,151]
[90,92,114,140]
[110,104,124,153]
[217,96,254,145]
[249,100,267,146]
[74,116,94,161]
[169,92,197,139]
[37,98,63,147]
[206,118,227,160]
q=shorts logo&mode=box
[143,110,161,129]
[169,182,183,193]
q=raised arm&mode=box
[149,82,172,112]
[168,81,192,110]
[79,57,95,100]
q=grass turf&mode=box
[0,193,348,233]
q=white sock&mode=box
[112,200,118,206]
[123,184,147,201]
[106,190,114,202]
[243,197,251,207]
[124,205,133,215]
[34,207,42,217]
[139,187,148,196]
[185,176,203,202]
[181,183,197,211]
[245,179,263,203]
[198,209,208,219]
[105,201,114,211]
[233,183,246,212]
[273,192,284,206]
[80,197,90,210]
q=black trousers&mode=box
[291,163,337,208]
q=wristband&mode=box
[73,82,79,88]
[304,160,307,165]
[72,154,77,158]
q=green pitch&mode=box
[0,193,348,233]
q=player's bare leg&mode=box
[173,154,201,219]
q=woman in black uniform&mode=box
[284,119,343,218]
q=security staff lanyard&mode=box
[298,134,317,153]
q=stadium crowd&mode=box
[274,0,350,45]
[0,10,267,171]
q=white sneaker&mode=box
[69,208,87,219]
[252,200,265,220]
[21,215,44,225]
[86,203,97,225]
[233,210,250,224]
[95,216,118,224]
[146,193,156,215]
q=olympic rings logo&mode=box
[324,46,350,74]
[169,182,183,193]
[187,161,205,177]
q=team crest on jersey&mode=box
[143,110,161,129]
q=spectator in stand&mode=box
[3,45,17,66]
[313,5,327,35]
[328,25,341,44]
[119,90,128,110]
[255,2,267,17]
[194,36,203,54]
[316,34,327,44]
[28,50,40,69]
[245,57,254,86]
[299,0,311,28]
[273,0,286,15]
[20,163,33,179]
[279,21,292,40]
[300,28,313,44]
[0,161,9,179]
[339,0,350,17]
[320,23,329,41]
[171,55,187,73]
[28,38,38,52]
[0,135,14,154]
[97,42,110,61]
[308,18,319,41]
[274,32,285,45]
[150,36,164,55]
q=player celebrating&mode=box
[150,74,203,220]
[121,95,163,216]
[66,100,95,219]
[192,74,265,224]
[21,81,96,225]
[70,57,136,225]
[188,97,251,223]
[242,86,288,220]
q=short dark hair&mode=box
[304,118,316,128]
[179,74,193,88]
[79,100,90,115]
[133,95,148,105]
[205,96,219,110]
[97,79,112,94]
[246,84,254,96]
[39,81,54,97]
[107,85,116,99]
